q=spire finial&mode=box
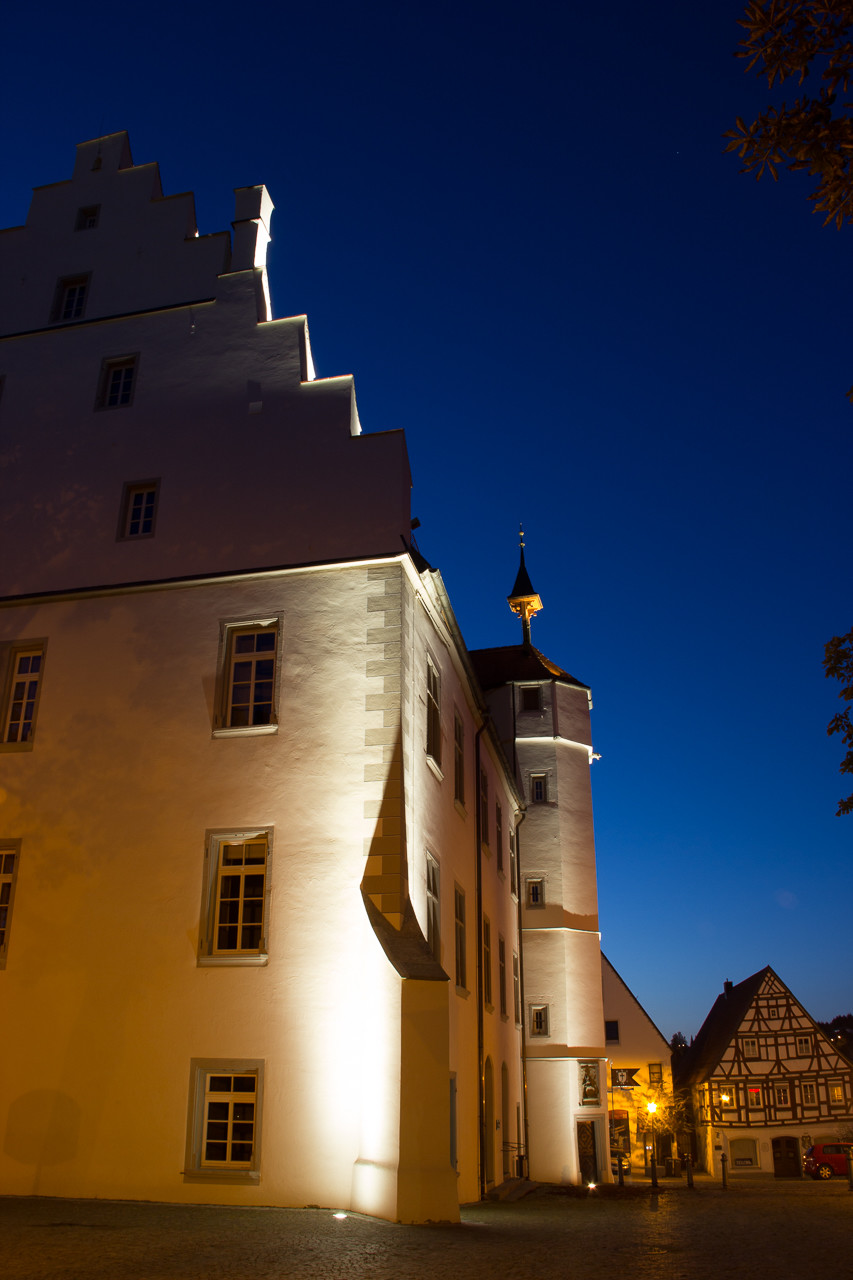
[507,524,542,650]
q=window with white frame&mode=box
[526,878,544,908]
[495,802,503,872]
[199,831,271,963]
[742,1037,758,1058]
[498,936,507,1017]
[454,887,466,989]
[426,853,440,963]
[453,713,464,803]
[0,841,21,968]
[648,1063,663,1084]
[2,644,46,749]
[119,479,159,540]
[479,770,489,845]
[53,274,90,322]
[530,773,547,803]
[215,620,280,733]
[509,828,518,897]
[530,1004,550,1036]
[520,685,541,712]
[185,1058,263,1183]
[75,205,100,230]
[97,354,137,408]
[795,1035,811,1057]
[747,1086,762,1108]
[775,1085,790,1107]
[483,916,492,1007]
[830,1083,843,1104]
[802,1083,817,1104]
[512,952,521,1023]
[426,658,441,766]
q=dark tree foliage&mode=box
[725,2,853,228]
[824,628,853,815]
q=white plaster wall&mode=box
[0,565,424,1210]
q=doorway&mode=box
[577,1120,599,1184]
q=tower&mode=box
[470,537,608,1184]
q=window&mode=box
[526,878,544,908]
[775,1086,789,1107]
[199,831,271,964]
[0,842,21,968]
[97,355,137,408]
[512,952,521,1023]
[119,480,159,540]
[498,937,507,1017]
[530,1004,549,1036]
[830,1083,843,1104]
[2,644,46,749]
[76,204,100,230]
[483,916,492,1007]
[605,1020,620,1043]
[721,1088,737,1108]
[426,854,440,963]
[648,1063,663,1085]
[509,828,518,897]
[215,620,280,733]
[479,770,489,845]
[530,773,548,803]
[453,714,464,803]
[520,685,541,712]
[747,1086,761,1108]
[185,1059,263,1183]
[454,887,466,989]
[426,658,441,766]
[495,803,503,872]
[742,1037,758,1058]
[53,274,89,322]
[796,1035,811,1057]
[802,1083,816,1105]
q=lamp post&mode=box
[647,1101,658,1189]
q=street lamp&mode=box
[647,1101,658,1189]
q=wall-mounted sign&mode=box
[611,1067,639,1089]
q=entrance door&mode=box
[577,1121,599,1184]
[501,1063,510,1178]
[483,1058,495,1185]
[772,1137,801,1178]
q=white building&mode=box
[0,133,527,1222]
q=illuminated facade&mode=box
[470,557,609,1186]
[601,954,676,1170]
[0,134,526,1222]
[678,967,853,1177]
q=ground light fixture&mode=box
[333,1212,347,1219]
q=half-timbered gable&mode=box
[677,967,853,1176]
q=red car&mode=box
[803,1142,853,1179]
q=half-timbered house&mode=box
[677,967,853,1177]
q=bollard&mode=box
[686,1155,694,1189]
[846,1147,853,1192]
[650,1153,658,1190]
[617,1155,625,1187]
[720,1152,728,1190]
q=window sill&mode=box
[455,985,470,999]
[454,799,467,819]
[198,954,269,967]
[0,740,36,754]
[425,755,444,782]
[212,724,278,739]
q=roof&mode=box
[676,967,770,1088]
[469,644,589,692]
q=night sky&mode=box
[3,1,850,1041]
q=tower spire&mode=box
[507,524,543,650]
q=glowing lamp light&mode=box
[646,1101,657,1115]
[333,1212,347,1220]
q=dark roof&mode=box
[469,644,589,691]
[508,549,538,602]
[676,967,770,1087]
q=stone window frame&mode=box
[184,1058,264,1185]
[197,828,273,967]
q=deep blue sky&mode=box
[3,1,850,1040]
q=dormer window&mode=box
[75,205,100,230]
[52,274,90,322]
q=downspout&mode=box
[475,722,486,1200]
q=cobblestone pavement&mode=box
[2,1177,852,1280]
